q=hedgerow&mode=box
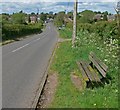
[2,23,43,41]
[77,21,118,40]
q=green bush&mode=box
[2,23,43,41]
[77,21,118,41]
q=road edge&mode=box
[31,27,59,109]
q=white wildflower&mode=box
[115,89,118,93]
[104,59,107,62]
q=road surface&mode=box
[2,22,58,108]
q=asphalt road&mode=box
[2,22,58,108]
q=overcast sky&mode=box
[1,0,118,3]
[1,0,118,14]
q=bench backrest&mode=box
[89,52,108,77]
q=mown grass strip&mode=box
[48,30,118,108]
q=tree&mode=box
[117,1,120,11]
[49,11,53,15]
[47,12,54,19]
[11,13,26,24]
[28,14,31,23]
[102,11,108,15]
[31,12,35,15]
[103,12,108,21]
[103,14,107,21]
[67,12,73,20]
[79,10,95,23]
[54,11,66,27]
[2,14,10,24]
[40,12,47,22]
[19,10,23,13]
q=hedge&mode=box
[77,21,118,40]
[2,23,43,41]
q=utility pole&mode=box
[37,8,39,15]
[115,1,120,28]
[72,0,78,47]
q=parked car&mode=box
[58,26,62,30]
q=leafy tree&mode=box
[19,10,23,13]
[28,15,31,23]
[78,10,95,23]
[67,12,73,20]
[98,11,102,14]
[103,14,108,21]
[31,12,35,15]
[11,12,26,24]
[40,12,47,22]
[47,12,54,19]
[54,11,66,27]
[2,14,10,24]
[102,11,108,15]
[103,11,108,21]
[49,11,53,15]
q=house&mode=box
[25,15,39,24]
[30,15,37,23]
[107,14,115,22]
[93,14,104,21]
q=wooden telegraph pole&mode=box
[72,0,78,47]
[115,1,120,28]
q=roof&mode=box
[107,14,115,20]
[93,14,103,20]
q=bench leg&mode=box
[86,81,105,88]
[86,81,95,89]
[101,77,110,85]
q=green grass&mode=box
[59,27,72,39]
[49,30,118,108]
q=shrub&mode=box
[2,23,43,41]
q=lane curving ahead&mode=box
[2,23,58,108]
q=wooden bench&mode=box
[77,52,108,83]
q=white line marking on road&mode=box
[37,38,41,40]
[12,37,42,53]
[12,43,29,52]
[32,38,41,43]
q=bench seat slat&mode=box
[85,62,101,82]
[81,61,95,81]
[89,55,106,77]
[90,52,108,72]
[77,62,89,81]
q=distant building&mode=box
[107,14,115,22]
[25,15,39,24]
[30,15,37,23]
[93,14,104,21]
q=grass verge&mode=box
[48,30,118,108]
[59,27,72,39]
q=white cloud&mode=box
[1,1,117,14]
[1,0,118,3]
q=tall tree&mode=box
[40,12,47,22]
[54,11,66,27]
[103,13,108,21]
[67,12,73,20]
[28,14,31,23]
[79,10,95,23]
[11,13,26,24]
